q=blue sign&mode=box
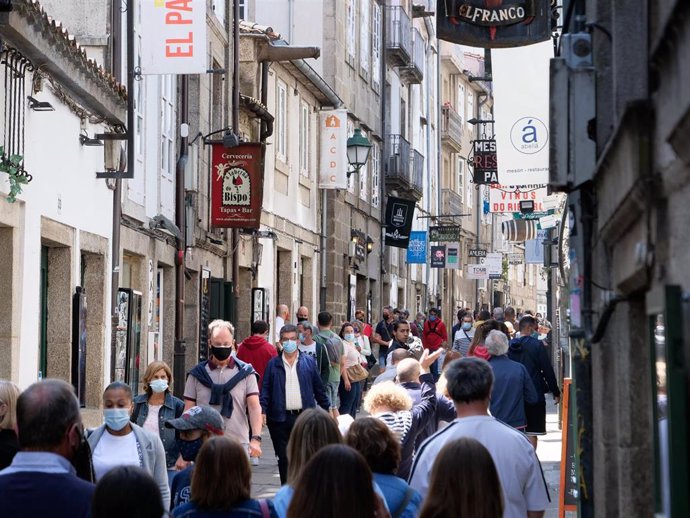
[406,231,427,264]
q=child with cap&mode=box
[165,405,224,511]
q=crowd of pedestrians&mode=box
[0,304,560,518]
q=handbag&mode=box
[346,363,369,382]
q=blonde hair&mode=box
[363,381,413,413]
[0,380,20,430]
[141,361,173,395]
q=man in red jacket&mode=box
[422,307,448,381]
[236,320,277,388]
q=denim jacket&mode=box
[132,392,185,469]
[259,353,330,422]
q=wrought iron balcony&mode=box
[400,28,424,84]
[385,6,411,67]
[441,188,463,216]
[441,104,463,152]
[411,149,424,199]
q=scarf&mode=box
[188,359,256,418]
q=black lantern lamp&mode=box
[346,128,372,178]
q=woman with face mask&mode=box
[87,381,171,509]
[131,361,185,487]
[338,322,368,420]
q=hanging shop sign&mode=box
[384,196,417,248]
[446,244,460,269]
[489,184,548,213]
[492,41,552,186]
[351,229,367,261]
[480,252,503,279]
[471,139,499,184]
[429,225,462,242]
[467,263,489,279]
[210,143,263,228]
[430,246,447,268]
[508,252,523,265]
[140,0,207,75]
[436,0,551,48]
[318,109,348,189]
[406,231,428,264]
[525,230,547,264]
[469,248,487,258]
[502,219,539,241]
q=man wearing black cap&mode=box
[166,405,224,510]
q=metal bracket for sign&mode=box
[417,213,472,224]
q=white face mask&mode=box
[149,379,168,393]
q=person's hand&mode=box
[554,395,561,404]
[419,348,443,373]
[344,379,352,391]
[373,493,391,518]
[175,454,189,471]
[249,439,262,458]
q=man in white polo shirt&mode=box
[409,357,549,518]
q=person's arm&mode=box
[149,433,171,509]
[523,366,540,405]
[409,350,442,431]
[247,394,263,458]
[440,322,448,347]
[537,344,561,402]
[311,363,331,410]
[372,329,386,346]
[436,394,457,422]
[260,360,273,418]
[361,336,372,356]
[341,352,351,391]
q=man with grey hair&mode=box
[484,330,538,430]
[409,357,549,518]
[297,320,330,388]
[0,379,95,517]
[492,306,505,323]
[184,319,263,462]
[396,358,456,449]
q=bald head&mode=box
[396,358,421,383]
[296,306,309,322]
[17,379,81,451]
[391,348,413,366]
[277,304,289,318]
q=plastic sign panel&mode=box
[471,139,499,184]
[406,231,428,264]
[492,41,553,186]
[430,246,447,268]
[384,196,417,248]
[210,143,263,228]
[436,0,551,48]
[319,110,348,189]
[430,225,462,242]
[489,184,548,213]
[481,252,503,279]
[467,264,489,279]
[446,244,460,269]
[140,0,207,75]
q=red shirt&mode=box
[236,335,277,388]
[422,318,448,351]
[361,323,373,338]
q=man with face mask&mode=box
[373,305,395,368]
[183,320,263,463]
[0,379,95,518]
[260,324,330,484]
[165,405,224,510]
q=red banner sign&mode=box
[211,143,263,228]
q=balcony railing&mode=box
[411,149,424,198]
[386,6,411,67]
[441,104,463,151]
[441,188,463,216]
[386,134,411,184]
[400,28,424,84]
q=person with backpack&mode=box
[313,312,344,418]
[422,308,448,381]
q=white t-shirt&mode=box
[142,404,161,434]
[92,429,140,481]
[298,342,317,359]
[409,415,549,518]
[275,316,285,342]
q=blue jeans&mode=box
[338,379,362,419]
[430,357,440,381]
[379,350,388,368]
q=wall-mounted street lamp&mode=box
[79,132,104,147]
[467,118,494,125]
[27,96,54,112]
[346,128,372,178]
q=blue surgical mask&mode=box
[282,340,298,354]
[298,333,305,343]
[177,437,203,462]
[149,379,168,393]
[104,408,131,431]
[462,322,472,331]
[344,333,356,343]
[429,315,437,322]
[531,331,539,338]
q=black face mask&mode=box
[211,346,233,361]
[297,317,308,323]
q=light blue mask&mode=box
[149,379,168,393]
[298,333,305,343]
[462,322,472,331]
[104,408,131,431]
[344,333,356,343]
[282,340,298,354]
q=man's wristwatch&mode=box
[250,435,262,442]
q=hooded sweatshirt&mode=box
[508,336,560,403]
[236,335,277,388]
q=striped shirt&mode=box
[282,355,302,411]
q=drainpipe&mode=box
[231,0,241,325]
[379,5,387,317]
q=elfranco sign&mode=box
[492,41,553,186]
[319,110,348,189]
[436,0,551,48]
[140,0,207,75]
